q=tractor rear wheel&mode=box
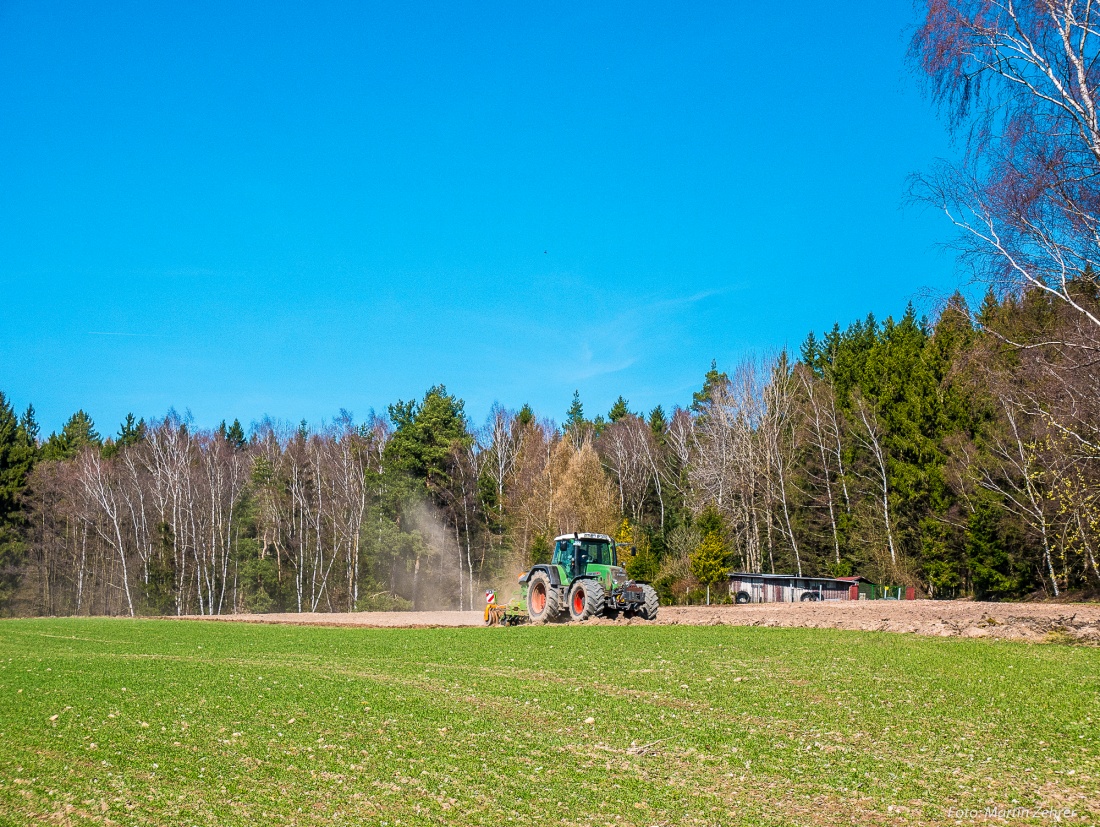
[527,571,561,623]
[567,580,606,622]
[640,584,659,620]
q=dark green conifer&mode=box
[0,393,36,607]
[565,391,585,431]
[42,410,102,461]
[691,360,729,412]
[647,405,668,439]
[608,396,630,422]
[226,419,247,450]
[117,413,146,448]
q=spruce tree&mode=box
[647,405,668,440]
[799,332,819,373]
[226,419,247,450]
[966,500,1016,599]
[0,393,35,608]
[18,406,39,446]
[217,419,246,450]
[978,287,1001,328]
[0,394,25,521]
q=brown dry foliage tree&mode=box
[506,417,558,560]
[552,440,620,538]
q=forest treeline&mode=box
[6,0,1100,615]
[2,288,1099,617]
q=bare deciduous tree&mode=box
[597,414,655,524]
[851,392,899,571]
[795,365,845,565]
[912,1,1100,324]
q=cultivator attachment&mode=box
[483,590,528,626]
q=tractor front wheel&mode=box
[568,580,606,622]
[640,584,659,620]
[527,571,561,623]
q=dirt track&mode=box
[185,600,1100,643]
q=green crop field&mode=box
[0,620,1096,827]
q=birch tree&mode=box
[852,392,898,571]
[795,365,845,565]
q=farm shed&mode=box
[728,573,857,603]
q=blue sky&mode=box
[0,1,959,436]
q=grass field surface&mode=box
[0,619,1096,826]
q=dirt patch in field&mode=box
[649,600,1100,644]
[180,600,1100,643]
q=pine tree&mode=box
[385,385,471,489]
[41,410,102,461]
[591,414,607,437]
[563,390,589,443]
[565,391,585,431]
[691,360,729,413]
[608,396,630,422]
[102,413,143,460]
[118,413,146,448]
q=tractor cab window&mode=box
[582,541,615,565]
[552,540,573,567]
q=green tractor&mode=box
[519,533,659,623]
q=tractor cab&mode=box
[552,534,617,579]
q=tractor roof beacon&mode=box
[517,532,658,623]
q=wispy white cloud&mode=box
[534,287,731,384]
[633,287,734,316]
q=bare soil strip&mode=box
[178,600,1100,643]
[651,600,1100,643]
